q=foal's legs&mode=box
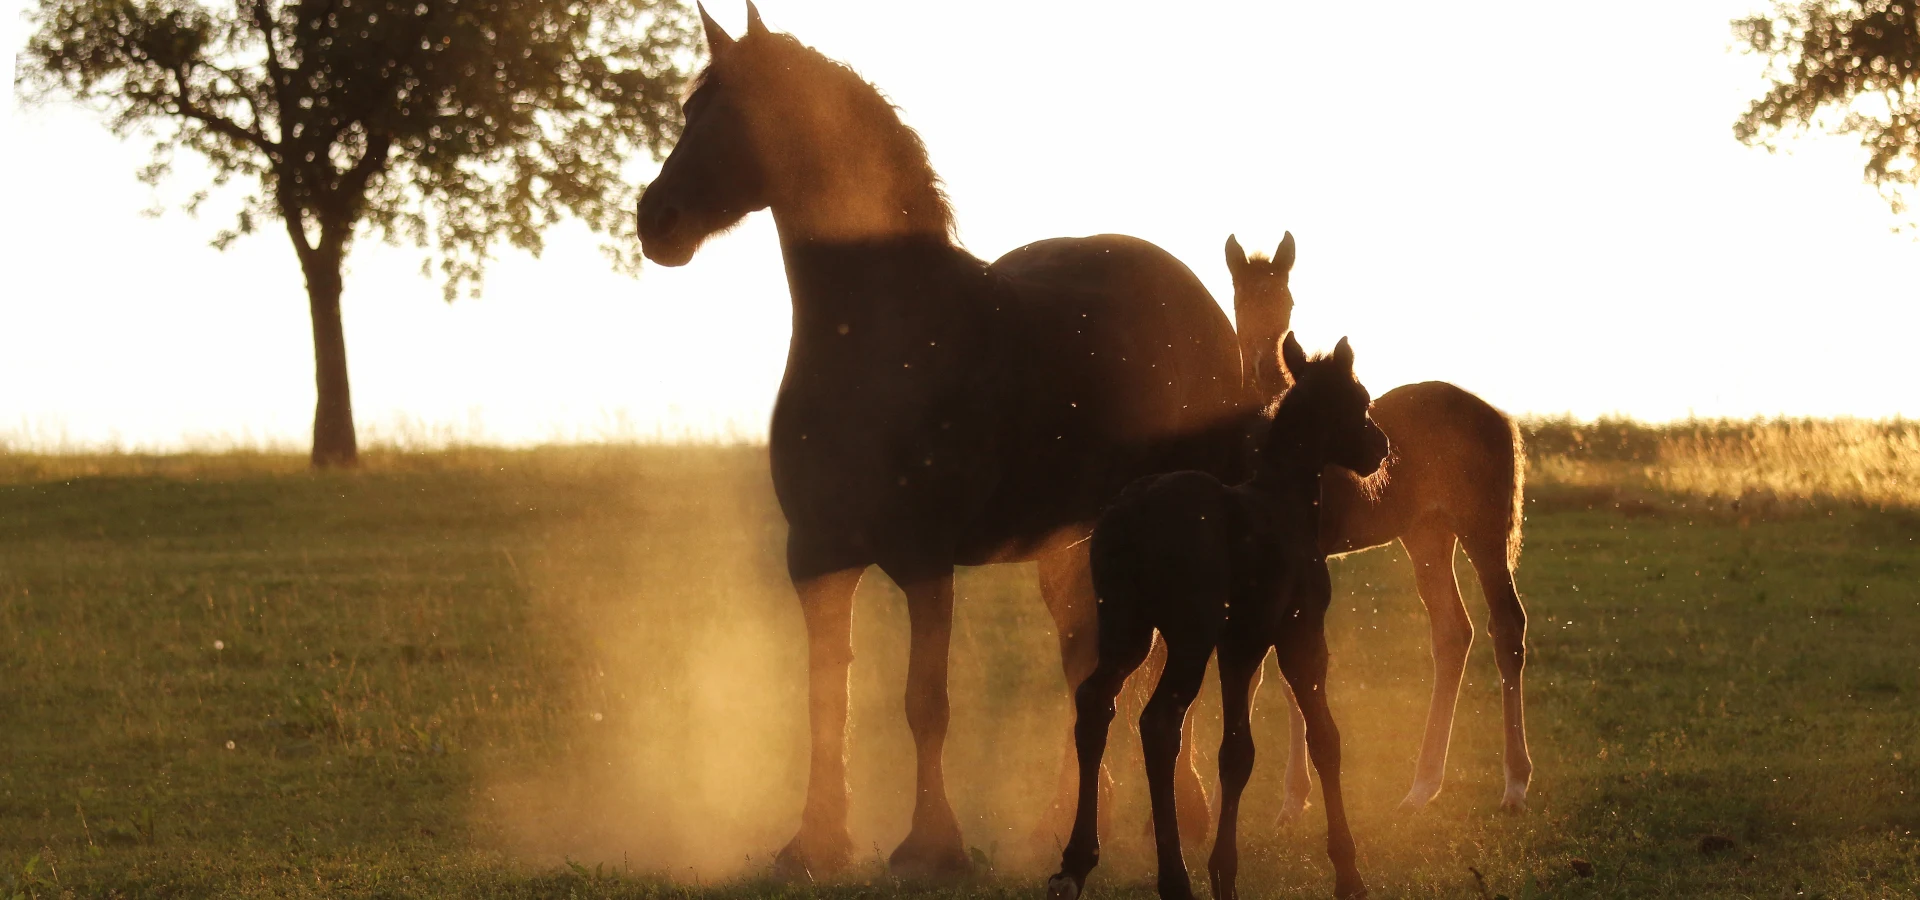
[1271,672,1312,827]
[1035,539,1113,854]
[1207,645,1264,900]
[1142,638,1214,900]
[775,564,866,878]
[880,561,972,875]
[1463,535,1532,812]
[1135,637,1215,844]
[1277,621,1366,899]
[1400,526,1474,810]
[1048,618,1154,900]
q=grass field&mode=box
[3,422,1917,899]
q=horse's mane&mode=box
[701,33,957,241]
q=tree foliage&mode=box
[1735,1,1920,216]
[18,0,698,297]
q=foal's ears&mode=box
[745,1,769,38]
[1274,231,1297,274]
[1225,234,1248,282]
[699,3,735,57]
[1280,331,1308,381]
[1332,336,1354,370]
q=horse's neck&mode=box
[775,228,987,345]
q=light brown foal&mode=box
[1226,233,1533,817]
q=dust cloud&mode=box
[472,450,1093,879]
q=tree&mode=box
[1735,2,1920,220]
[17,0,697,466]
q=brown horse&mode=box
[636,4,1245,876]
[1225,234,1532,817]
[1051,334,1387,900]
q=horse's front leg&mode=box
[775,559,866,879]
[881,561,971,877]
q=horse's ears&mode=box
[1280,331,1308,381]
[1225,234,1248,282]
[745,1,769,38]
[1332,336,1353,370]
[1274,231,1297,274]
[700,3,735,58]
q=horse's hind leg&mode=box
[1400,525,1473,811]
[1132,636,1214,845]
[1463,534,1532,812]
[1142,637,1212,900]
[1207,645,1263,900]
[1049,616,1153,900]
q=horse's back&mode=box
[959,235,1248,560]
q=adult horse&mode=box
[637,5,1247,877]
[1225,234,1532,817]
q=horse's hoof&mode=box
[888,832,971,879]
[1397,780,1442,812]
[1334,877,1369,900]
[1206,869,1237,900]
[1047,873,1083,900]
[773,827,853,881]
[1272,800,1311,829]
[1499,795,1528,815]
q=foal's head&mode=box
[636,2,953,266]
[1260,333,1390,479]
[1225,233,1297,398]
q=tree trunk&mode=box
[301,244,358,468]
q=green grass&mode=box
[2,444,1916,898]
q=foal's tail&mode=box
[1494,410,1526,572]
[1458,390,1526,573]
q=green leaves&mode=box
[1735,1,1920,218]
[20,0,699,297]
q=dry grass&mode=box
[1523,416,1920,514]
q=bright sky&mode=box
[4,0,1918,450]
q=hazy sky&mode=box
[5,0,1919,450]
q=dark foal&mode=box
[1049,334,1387,900]
[637,4,1242,875]
[1225,235,1532,817]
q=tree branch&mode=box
[167,67,276,155]
[247,0,291,144]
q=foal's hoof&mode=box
[1334,876,1369,900]
[773,827,853,881]
[1046,873,1083,900]
[1499,783,1530,814]
[1272,798,1311,829]
[1396,780,1443,812]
